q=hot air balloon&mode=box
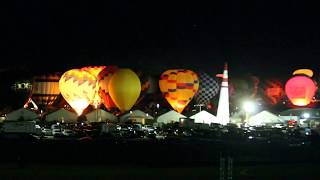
[159,69,199,113]
[285,75,317,106]
[262,79,284,105]
[194,72,219,106]
[59,69,98,116]
[97,66,119,111]
[81,66,106,77]
[81,66,106,108]
[108,68,141,113]
[29,73,61,110]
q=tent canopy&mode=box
[45,108,78,123]
[247,110,283,126]
[5,108,39,121]
[120,110,154,122]
[189,110,219,124]
[157,110,186,124]
[85,109,118,123]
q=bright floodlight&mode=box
[302,112,310,119]
[243,101,255,113]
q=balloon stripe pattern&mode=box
[59,69,98,115]
[98,66,118,111]
[31,73,61,109]
[159,69,199,113]
[81,66,106,107]
[194,72,219,105]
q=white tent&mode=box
[247,110,283,126]
[85,109,118,123]
[189,110,219,124]
[5,108,39,121]
[157,110,186,124]
[120,110,154,124]
[45,108,78,123]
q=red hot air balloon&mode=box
[97,66,119,112]
[285,76,317,106]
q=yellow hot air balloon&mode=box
[108,69,141,113]
[293,69,313,77]
[59,69,98,116]
[159,69,199,113]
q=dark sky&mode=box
[2,0,320,78]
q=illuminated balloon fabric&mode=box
[108,69,141,112]
[194,72,219,105]
[59,69,98,115]
[81,66,106,107]
[263,79,284,105]
[285,76,317,106]
[31,73,61,108]
[97,66,119,111]
[159,69,199,113]
[293,69,313,78]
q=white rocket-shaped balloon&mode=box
[216,63,230,125]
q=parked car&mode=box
[62,129,75,137]
[52,128,64,137]
[41,128,52,136]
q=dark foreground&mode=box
[1,136,320,179]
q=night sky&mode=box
[2,1,320,78]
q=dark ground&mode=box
[1,137,320,179]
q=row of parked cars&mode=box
[41,124,76,137]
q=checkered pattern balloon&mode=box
[159,69,199,113]
[194,72,219,105]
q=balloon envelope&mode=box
[159,69,199,113]
[285,76,317,106]
[30,73,61,109]
[59,69,97,115]
[81,66,106,108]
[98,66,119,111]
[194,72,219,105]
[108,69,141,112]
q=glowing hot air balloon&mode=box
[159,69,199,113]
[30,73,61,110]
[81,66,106,108]
[108,69,141,113]
[81,66,106,77]
[59,69,98,115]
[97,66,119,111]
[194,72,219,106]
[285,76,317,106]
